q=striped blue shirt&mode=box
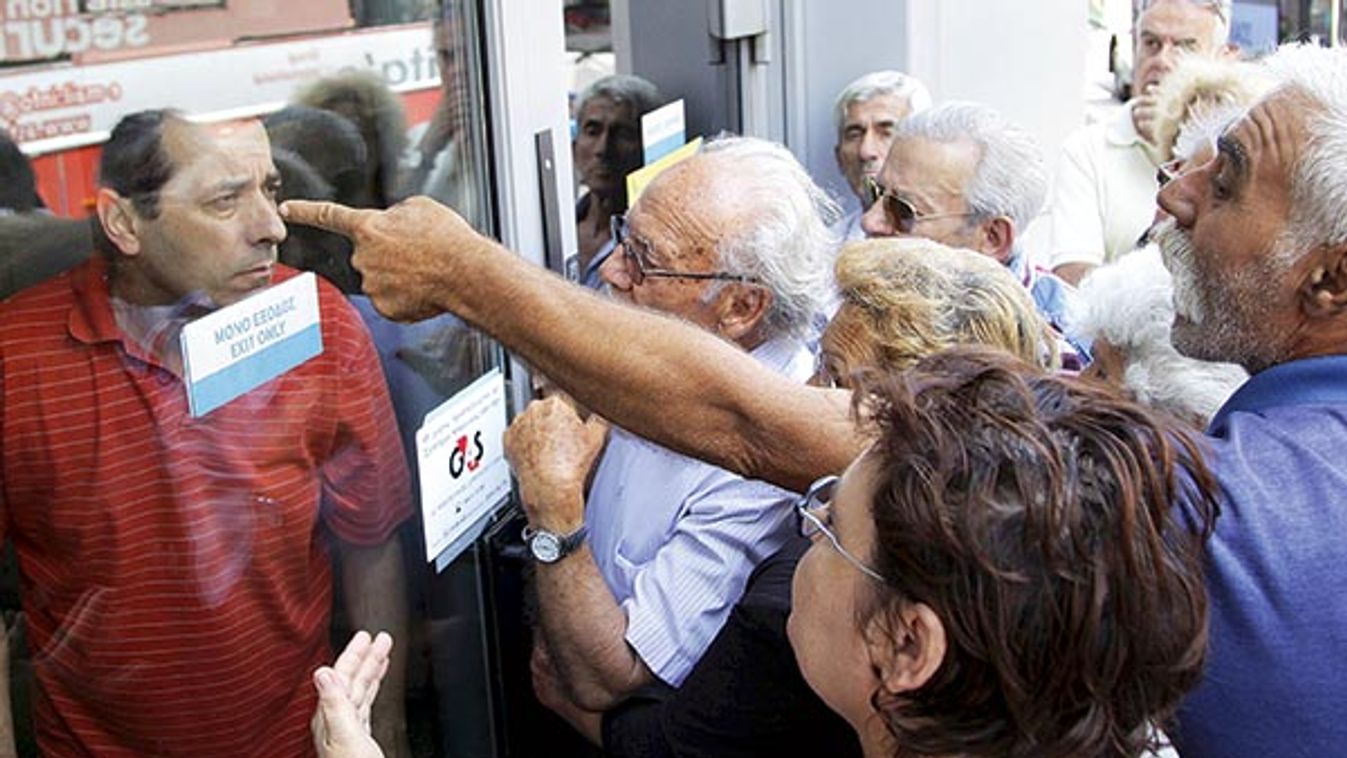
[586,336,814,686]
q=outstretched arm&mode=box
[282,199,862,491]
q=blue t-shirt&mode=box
[1176,355,1347,756]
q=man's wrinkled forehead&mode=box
[882,135,979,191]
[844,93,909,126]
[1221,86,1315,172]
[160,118,274,189]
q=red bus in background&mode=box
[0,0,442,216]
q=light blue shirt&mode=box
[586,336,815,686]
[831,207,867,243]
[1007,245,1092,368]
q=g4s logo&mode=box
[449,431,485,479]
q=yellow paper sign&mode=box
[625,137,703,206]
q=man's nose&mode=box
[1157,172,1196,229]
[859,129,884,161]
[595,129,615,159]
[860,198,893,238]
[255,195,288,246]
[1155,43,1182,76]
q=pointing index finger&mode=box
[280,199,375,238]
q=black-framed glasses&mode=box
[864,176,973,234]
[610,213,762,286]
[796,474,885,582]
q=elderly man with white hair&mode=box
[1046,0,1232,285]
[510,135,837,741]
[859,101,1088,365]
[830,70,931,241]
[1067,102,1249,426]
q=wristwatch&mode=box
[522,523,589,564]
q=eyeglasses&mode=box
[796,474,885,582]
[864,177,973,234]
[610,213,762,286]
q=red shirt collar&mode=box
[67,256,122,346]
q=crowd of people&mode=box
[0,0,1344,756]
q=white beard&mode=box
[1152,217,1293,373]
[1152,219,1208,327]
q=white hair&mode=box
[1259,44,1347,257]
[575,74,664,120]
[1140,0,1232,50]
[892,101,1047,230]
[1171,101,1244,163]
[697,135,841,339]
[1066,245,1247,425]
[832,70,932,136]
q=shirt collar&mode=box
[1107,103,1146,148]
[1208,354,1347,433]
[67,257,217,369]
[67,256,121,345]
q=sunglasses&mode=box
[610,214,761,286]
[864,177,973,234]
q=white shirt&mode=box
[1044,103,1160,270]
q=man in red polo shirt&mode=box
[0,110,412,757]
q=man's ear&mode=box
[1300,243,1347,319]
[978,216,1016,264]
[95,188,142,257]
[865,602,946,695]
[716,284,771,343]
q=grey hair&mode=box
[832,70,933,137]
[1066,245,1247,425]
[697,135,841,339]
[575,74,665,120]
[1140,0,1232,49]
[1259,44,1347,259]
[893,101,1047,230]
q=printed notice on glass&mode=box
[415,369,510,568]
[641,99,686,165]
[179,272,323,417]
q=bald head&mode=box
[608,137,838,341]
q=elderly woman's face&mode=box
[787,453,884,732]
[812,304,879,389]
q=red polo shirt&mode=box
[0,258,411,757]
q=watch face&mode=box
[530,532,562,563]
